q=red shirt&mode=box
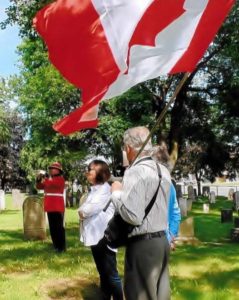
[36,176,65,212]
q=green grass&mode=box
[0,194,239,299]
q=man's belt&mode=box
[45,193,64,197]
[128,230,166,243]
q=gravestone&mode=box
[179,198,187,217]
[0,190,6,211]
[175,185,183,199]
[203,203,210,213]
[221,209,233,223]
[231,228,239,242]
[194,188,197,198]
[176,217,199,245]
[12,189,24,210]
[234,217,239,228]
[202,186,210,196]
[209,191,216,204]
[187,199,193,212]
[233,192,239,211]
[188,185,195,201]
[228,188,234,201]
[23,196,46,240]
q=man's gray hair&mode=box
[123,127,152,152]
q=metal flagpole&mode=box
[130,72,191,166]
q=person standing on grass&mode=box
[36,162,66,253]
[152,142,181,251]
[78,160,123,300]
[111,127,171,300]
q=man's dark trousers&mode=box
[124,235,170,300]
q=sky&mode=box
[0,0,21,77]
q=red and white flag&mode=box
[34,0,235,135]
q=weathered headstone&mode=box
[231,228,239,242]
[203,203,210,213]
[228,188,234,201]
[175,185,183,199]
[176,217,199,245]
[221,209,233,223]
[23,196,46,240]
[202,186,210,196]
[12,189,24,210]
[187,199,193,212]
[209,191,216,204]
[234,217,239,228]
[188,185,195,201]
[233,192,239,211]
[0,190,6,211]
[194,188,197,198]
[179,198,187,217]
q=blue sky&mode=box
[0,0,21,77]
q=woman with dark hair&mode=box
[78,160,123,300]
[36,162,66,252]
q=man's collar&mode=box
[131,156,152,167]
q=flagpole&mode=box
[130,72,191,166]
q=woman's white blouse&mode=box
[78,182,115,246]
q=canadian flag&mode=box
[34,0,235,135]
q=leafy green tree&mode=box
[1,0,239,185]
[0,79,11,143]
[0,109,26,190]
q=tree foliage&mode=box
[0,108,26,190]
[1,0,239,186]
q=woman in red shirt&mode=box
[36,162,66,252]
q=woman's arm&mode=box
[78,185,110,219]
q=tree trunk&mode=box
[167,84,187,170]
[197,180,202,196]
[167,73,197,170]
[195,171,202,196]
[1,177,6,190]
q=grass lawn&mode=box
[0,195,239,300]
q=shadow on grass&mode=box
[43,277,103,300]
[0,225,96,273]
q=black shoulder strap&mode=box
[143,162,162,220]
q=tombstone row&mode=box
[0,189,5,211]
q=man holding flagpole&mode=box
[111,127,172,300]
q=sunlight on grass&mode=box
[1,194,239,299]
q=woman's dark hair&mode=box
[88,160,111,184]
[152,140,171,170]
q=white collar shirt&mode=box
[78,182,115,246]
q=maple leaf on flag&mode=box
[33,0,235,135]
